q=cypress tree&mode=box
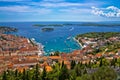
[26,70,29,80]
[71,60,76,69]
[35,64,40,80]
[111,58,115,67]
[61,61,64,68]
[75,65,82,76]
[2,71,7,80]
[42,66,46,80]
[22,69,26,80]
[15,69,18,77]
[99,59,103,67]
[88,61,91,68]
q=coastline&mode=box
[2,22,120,55]
[29,38,44,56]
[73,37,83,49]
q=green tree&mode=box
[74,64,82,76]
[33,64,40,80]
[2,71,7,80]
[116,58,120,67]
[92,66,117,80]
[83,68,87,74]
[79,74,93,80]
[99,59,103,67]
[59,65,69,80]
[71,60,76,69]
[42,66,46,80]
[22,69,26,80]
[110,58,116,67]
[15,69,18,78]
[26,70,30,80]
[69,70,77,80]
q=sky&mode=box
[0,0,120,22]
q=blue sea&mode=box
[0,22,120,55]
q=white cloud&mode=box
[92,6,120,17]
[36,8,52,14]
[0,6,29,12]
[43,0,64,2]
[0,0,24,2]
[60,8,90,14]
[0,6,52,14]
[31,2,97,8]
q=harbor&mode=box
[0,22,120,55]
[30,38,45,56]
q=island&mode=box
[41,28,54,32]
[33,24,64,27]
[79,22,120,27]
[0,26,18,33]
[33,23,120,27]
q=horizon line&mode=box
[0,20,120,23]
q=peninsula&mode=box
[0,26,18,33]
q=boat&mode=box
[69,27,74,31]
[67,37,71,40]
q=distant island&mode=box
[33,23,120,27]
[79,23,120,27]
[41,27,54,32]
[33,24,64,27]
[0,26,18,33]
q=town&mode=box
[0,33,44,73]
[0,32,120,74]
